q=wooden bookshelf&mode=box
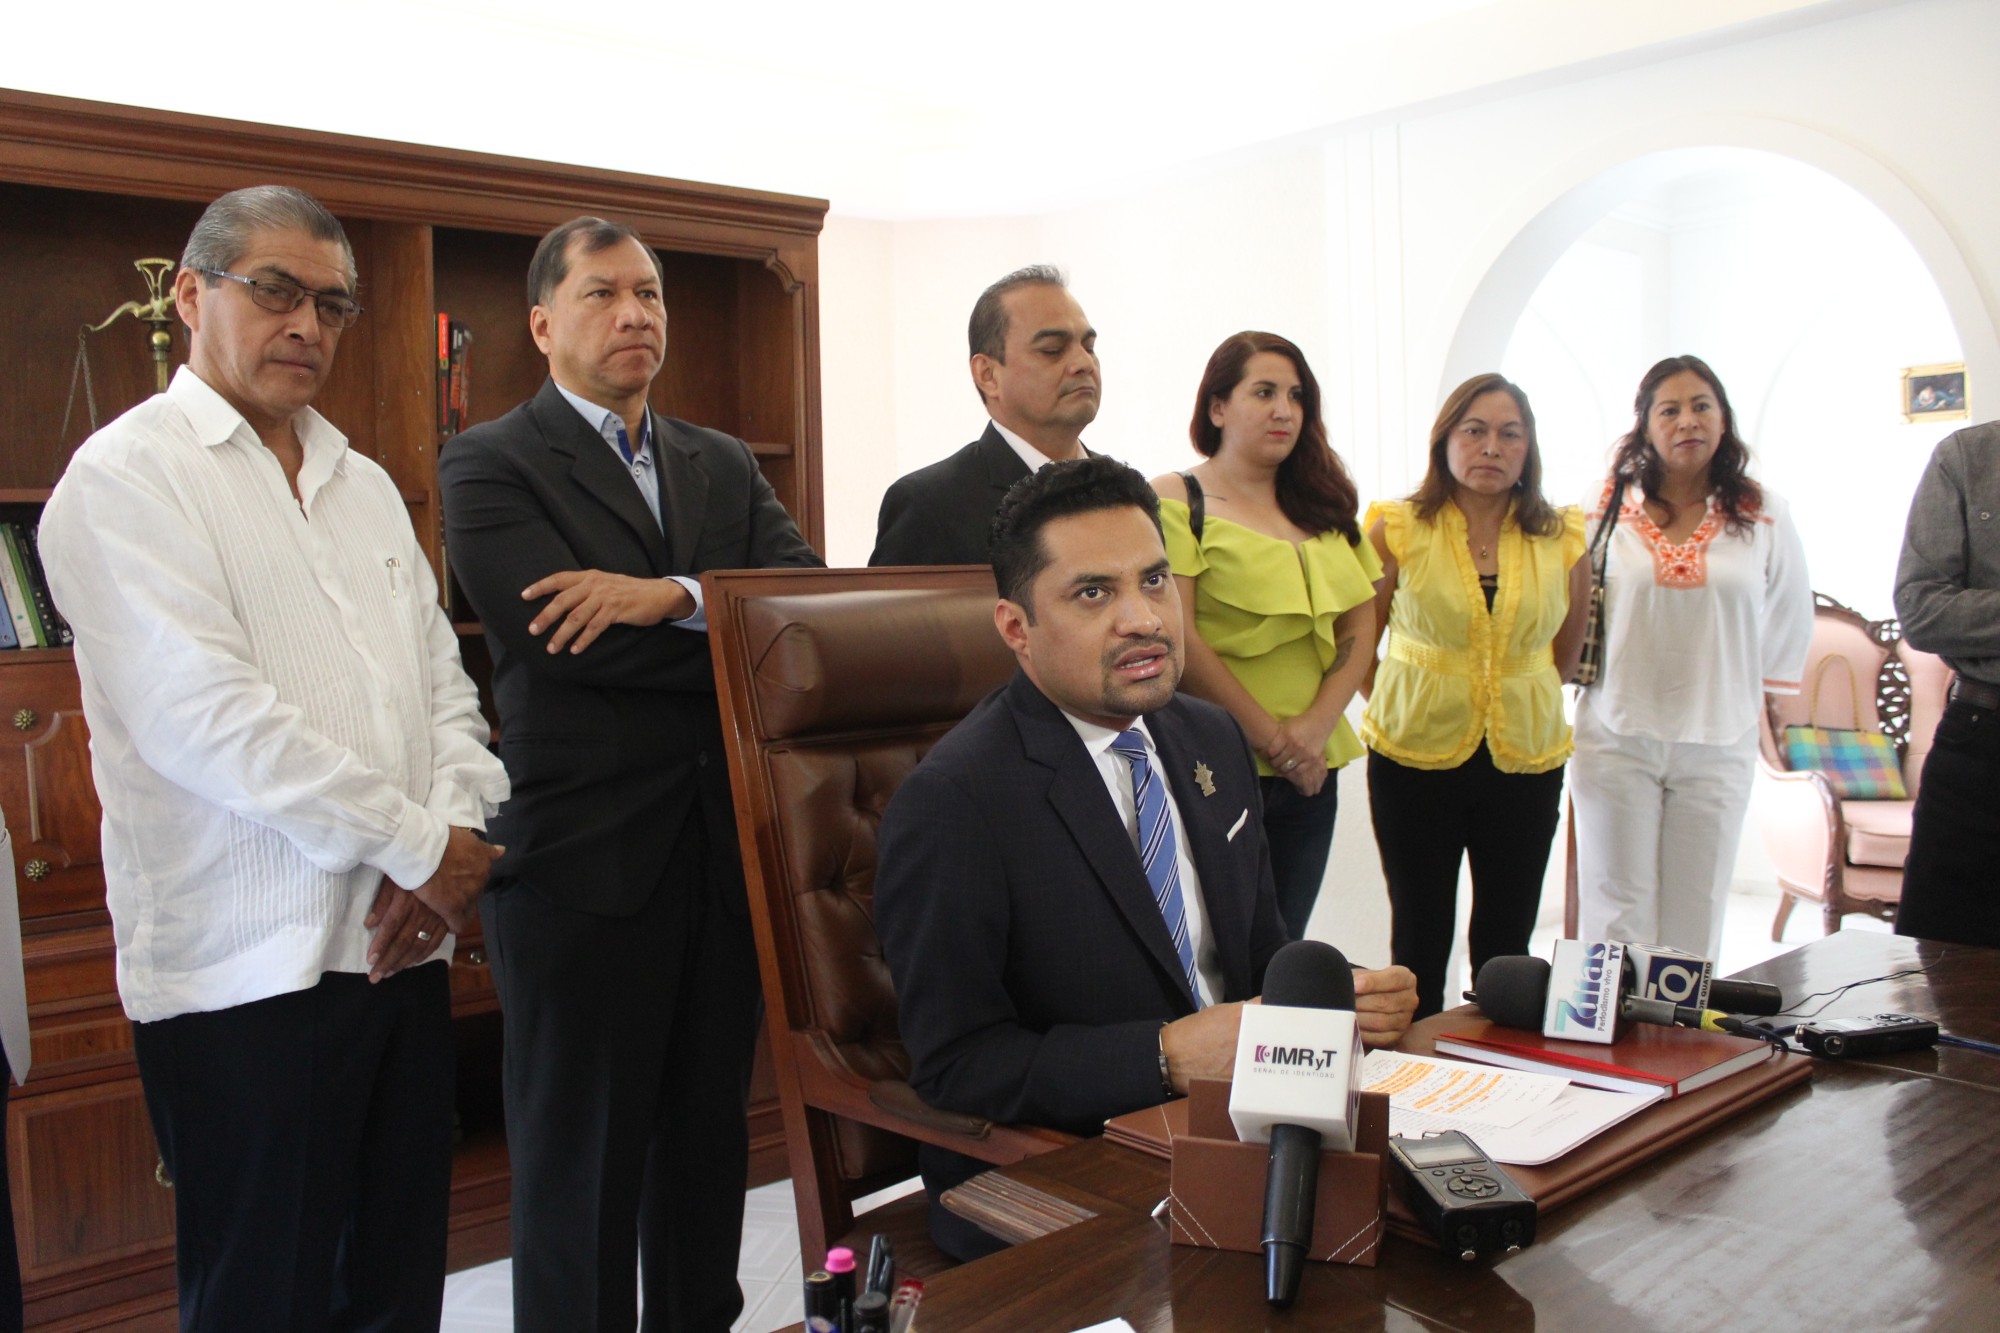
[0,89,824,1329]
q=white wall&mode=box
[817,145,1337,565]
[818,215,899,564]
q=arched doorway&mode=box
[1440,116,1997,410]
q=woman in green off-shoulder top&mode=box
[1151,332,1381,940]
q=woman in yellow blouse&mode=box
[1362,374,1590,1016]
[1152,332,1380,940]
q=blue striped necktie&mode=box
[1110,729,1202,1007]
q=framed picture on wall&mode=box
[1902,363,1968,424]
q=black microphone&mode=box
[1709,978,1783,1016]
[1471,955,1553,1029]
[1251,940,1356,1310]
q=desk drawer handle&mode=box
[467,949,486,966]
[22,860,47,882]
[12,709,34,731]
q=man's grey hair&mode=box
[180,185,356,290]
[968,264,1067,363]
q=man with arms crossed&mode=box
[439,217,819,1331]
[1894,419,2000,949]
[869,264,1098,565]
[42,185,508,1330]
[874,457,1416,1258]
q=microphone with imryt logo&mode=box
[1228,940,1360,1309]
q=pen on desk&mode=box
[1938,1033,2000,1056]
[864,1233,894,1296]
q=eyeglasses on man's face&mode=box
[195,267,364,329]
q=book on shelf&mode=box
[17,522,73,646]
[437,314,473,437]
[0,578,17,650]
[1431,1017,1780,1098]
[0,527,39,647]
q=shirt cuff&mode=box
[424,778,495,833]
[379,798,451,891]
[667,575,707,632]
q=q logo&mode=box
[1652,962,1702,1003]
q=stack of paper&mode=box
[1361,1050,1664,1165]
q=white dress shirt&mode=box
[1584,481,1814,745]
[1061,712,1222,1006]
[992,420,1085,476]
[41,368,509,1022]
[551,381,706,632]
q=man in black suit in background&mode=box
[873,458,1416,1258]
[439,217,819,1332]
[868,265,1098,565]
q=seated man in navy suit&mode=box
[874,457,1417,1258]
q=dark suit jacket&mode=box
[876,671,1287,1132]
[438,379,819,914]
[868,423,1029,566]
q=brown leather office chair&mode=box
[1752,593,1954,938]
[706,566,1075,1275]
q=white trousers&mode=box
[1569,695,1759,960]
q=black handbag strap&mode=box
[1179,470,1205,541]
[1589,476,1627,579]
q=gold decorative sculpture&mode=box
[85,257,180,394]
[63,257,179,449]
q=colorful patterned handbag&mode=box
[1781,655,1908,799]
[1572,477,1625,687]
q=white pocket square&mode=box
[1226,808,1249,841]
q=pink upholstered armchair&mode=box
[1753,594,1954,939]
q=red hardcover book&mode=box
[436,312,451,434]
[1433,1017,1778,1098]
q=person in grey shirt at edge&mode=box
[1893,419,2000,949]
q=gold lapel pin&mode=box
[1193,760,1216,797]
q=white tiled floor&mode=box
[443,884,1878,1331]
[441,1177,920,1333]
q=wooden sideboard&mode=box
[0,89,825,1329]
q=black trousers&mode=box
[1897,696,2000,949]
[0,1057,19,1333]
[1368,747,1565,1018]
[131,963,454,1333]
[1259,772,1341,941]
[484,807,764,1333]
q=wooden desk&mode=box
[1732,928,2000,1090]
[886,933,2000,1331]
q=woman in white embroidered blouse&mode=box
[1570,355,1814,959]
